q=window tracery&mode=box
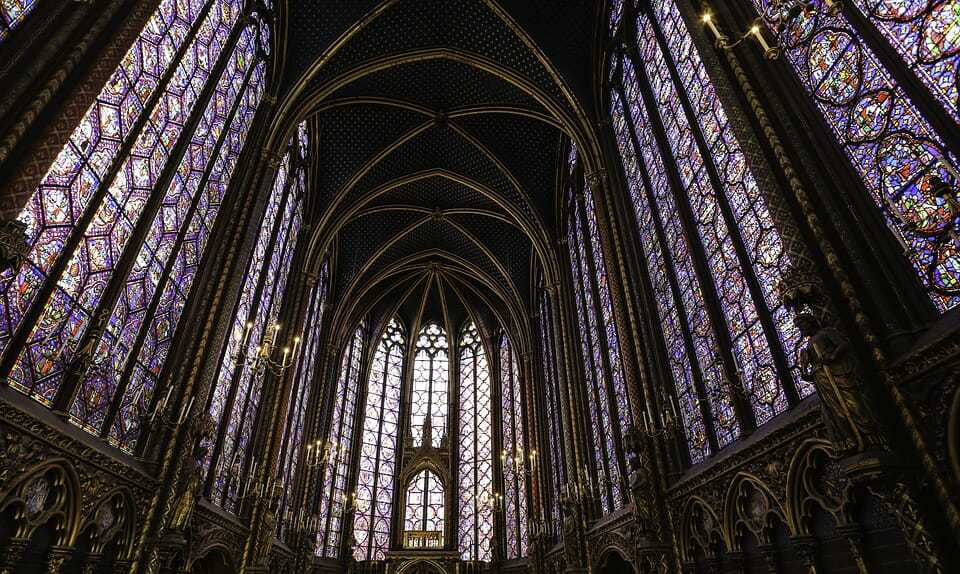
[353,318,405,560]
[608,0,815,460]
[458,321,493,562]
[411,322,449,448]
[750,0,960,311]
[499,334,528,559]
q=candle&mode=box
[702,12,724,43]
[178,396,195,425]
[242,321,253,346]
[748,24,772,53]
[162,385,173,409]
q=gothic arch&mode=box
[677,497,725,564]
[75,487,136,559]
[723,473,789,550]
[785,438,851,535]
[0,459,81,547]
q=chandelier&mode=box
[233,321,300,377]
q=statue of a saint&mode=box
[795,312,886,455]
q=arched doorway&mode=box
[191,548,233,574]
[598,549,634,574]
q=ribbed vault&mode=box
[271,0,602,351]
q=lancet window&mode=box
[608,0,810,462]
[499,334,528,559]
[276,258,329,541]
[353,318,405,560]
[0,0,270,454]
[204,121,306,512]
[537,287,565,536]
[457,321,494,562]
[411,322,449,447]
[566,144,630,513]
[316,324,366,558]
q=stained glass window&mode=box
[458,321,494,562]
[606,0,822,460]
[277,257,328,541]
[566,144,627,513]
[611,71,715,462]
[499,334,528,559]
[411,322,449,448]
[537,290,565,535]
[404,470,445,538]
[0,1,272,453]
[0,0,37,43]
[202,121,306,513]
[750,0,960,311]
[851,0,960,123]
[317,324,365,558]
[354,319,405,561]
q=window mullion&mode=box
[646,8,794,414]
[613,80,720,453]
[842,2,960,146]
[98,50,262,438]
[204,161,298,498]
[574,193,629,500]
[0,0,225,392]
[623,37,756,435]
[568,219,615,514]
[0,0,220,382]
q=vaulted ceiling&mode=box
[270,0,604,347]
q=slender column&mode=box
[584,168,648,424]
[702,7,960,538]
[0,1,77,123]
[0,0,159,219]
[518,352,540,534]
[63,42,262,424]
[205,149,298,505]
[609,80,719,453]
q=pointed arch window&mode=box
[276,257,329,541]
[353,318,405,561]
[404,469,445,540]
[457,321,494,562]
[0,0,36,43]
[748,0,960,310]
[499,334,528,559]
[204,122,306,512]
[411,322,449,448]
[566,144,630,513]
[316,324,366,558]
[537,287,565,536]
[0,0,271,453]
[608,0,812,461]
